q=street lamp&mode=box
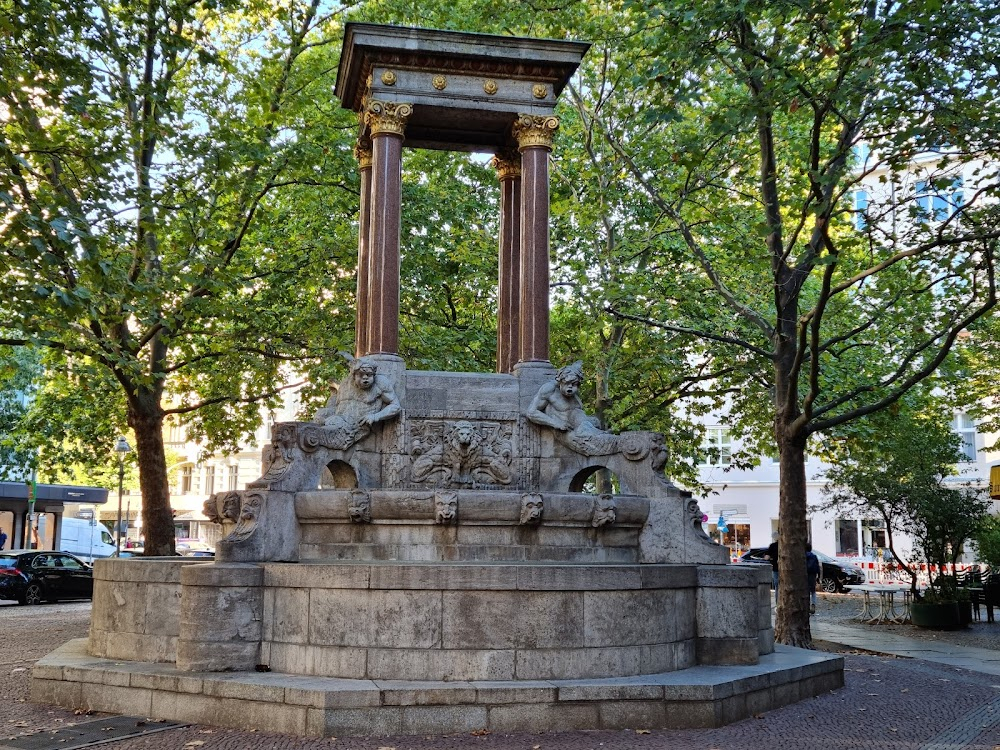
[114,436,131,554]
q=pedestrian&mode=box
[806,542,820,614]
[0,529,6,550]
[765,532,779,601]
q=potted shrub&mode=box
[911,577,962,630]
[907,486,990,630]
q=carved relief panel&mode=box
[405,414,516,489]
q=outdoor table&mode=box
[853,584,911,624]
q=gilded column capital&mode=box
[354,141,373,170]
[491,149,522,181]
[365,99,413,138]
[512,114,559,151]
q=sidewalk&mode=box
[812,618,1000,674]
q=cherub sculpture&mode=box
[525,361,618,455]
[313,354,401,446]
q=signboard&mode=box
[991,465,1000,499]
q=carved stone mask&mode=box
[203,496,222,524]
[349,490,372,523]
[435,493,458,524]
[592,494,617,528]
[520,493,544,525]
[221,492,241,522]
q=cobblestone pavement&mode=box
[3,599,1000,750]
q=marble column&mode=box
[354,141,373,358]
[512,115,559,365]
[493,150,522,373]
[364,101,412,356]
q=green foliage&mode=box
[558,0,1000,643]
[974,515,1000,569]
[0,0,363,551]
[0,344,42,476]
[821,395,993,595]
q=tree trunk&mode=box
[775,424,811,647]
[126,390,175,556]
[772,276,811,647]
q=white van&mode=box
[59,517,117,562]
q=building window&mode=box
[852,142,871,167]
[699,428,732,467]
[915,178,963,223]
[954,413,976,462]
[181,466,192,495]
[853,189,868,230]
[166,420,185,444]
[836,519,859,557]
[205,465,216,495]
[228,464,239,491]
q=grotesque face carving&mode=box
[203,496,222,524]
[435,493,458,525]
[239,493,264,523]
[348,490,372,524]
[592,494,617,528]
[221,491,242,522]
[520,493,544,526]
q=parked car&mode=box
[110,548,143,558]
[0,550,94,605]
[739,547,865,592]
[59,517,116,562]
[175,539,214,558]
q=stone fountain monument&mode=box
[32,23,842,737]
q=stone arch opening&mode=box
[320,460,358,490]
[569,466,621,494]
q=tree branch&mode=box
[163,379,306,416]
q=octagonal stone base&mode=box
[33,639,843,736]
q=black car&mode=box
[0,550,94,605]
[739,547,865,592]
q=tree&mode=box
[574,0,1000,645]
[820,396,990,597]
[0,0,361,553]
[973,515,1000,569]
[0,344,42,477]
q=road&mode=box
[2,600,1000,749]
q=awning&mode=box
[0,481,109,504]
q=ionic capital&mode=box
[491,149,522,181]
[365,100,413,138]
[512,114,559,151]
